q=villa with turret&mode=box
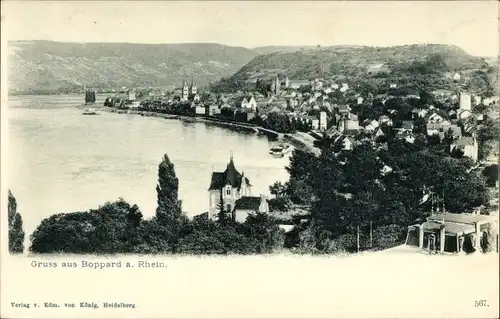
[207,155,269,222]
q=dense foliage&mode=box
[272,134,491,253]
[8,190,25,254]
[29,154,284,254]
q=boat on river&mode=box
[269,143,292,157]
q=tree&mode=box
[30,199,144,254]
[483,165,498,187]
[154,154,189,250]
[8,190,25,254]
[243,212,285,253]
[156,154,182,220]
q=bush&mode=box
[372,224,406,251]
[243,212,285,253]
[30,199,151,254]
[334,233,359,252]
[480,227,497,253]
[462,235,476,254]
[294,222,347,254]
[177,231,227,255]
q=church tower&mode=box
[190,77,197,95]
[274,75,281,95]
[182,80,189,101]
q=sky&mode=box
[3,1,499,57]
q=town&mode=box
[83,65,500,256]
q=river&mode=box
[7,94,290,242]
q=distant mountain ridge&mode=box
[253,45,365,55]
[212,44,495,94]
[7,40,259,94]
[7,41,497,95]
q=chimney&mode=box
[258,194,268,213]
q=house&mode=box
[239,95,257,111]
[305,116,320,130]
[459,93,471,111]
[312,79,324,91]
[453,73,461,81]
[287,98,299,108]
[319,111,328,131]
[473,95,482,106]
[191,93,201,103]
[439,124,462,140]
[232,194,270,223]
[218,94,228,105]
[207,155,252,218]
[341,136,356,150]
[450,136,478,162]
[396,121,414,133]
[432,89,454,98]
[357,97,364,105]
[127,90,136,101]
[338,104,351,116]
[331,83,339,90]
[375,128,385,138]
[363,119,379,132]
[367,63,390,76]
[458,110,472,119]
[338,113,359,132]
[340,83,349,93]
[411,108,428,119]
[483,96,499,106]
[378,115,393,126]
[440,120,451,127]
[428,113,444,124]
[195,106,206,115]
[288,80,311,89]
[404,134,415,144]
[207,104,221,116]
[389,83,397,89]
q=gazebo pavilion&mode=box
[406,213,499,253]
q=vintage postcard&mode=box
[1,1,499,318]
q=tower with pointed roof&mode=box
[190,77,197,96]
[182,80,189,101]
[207,153,252,219]
[274,75,281,95]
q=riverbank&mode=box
[101,107,322,155]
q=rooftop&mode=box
[208,157,251,191]
[234,196,265,211]
[422,220,475,236]
[428,213,497,225]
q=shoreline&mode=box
[101,107,321,155]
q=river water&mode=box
[7,94,290,241]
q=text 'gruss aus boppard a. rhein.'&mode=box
[29,260,168,269]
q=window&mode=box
[226,188,231,196]
[226,204,231,212]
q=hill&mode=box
[253,46,321,54]
[253,45,365,55]
[212,44,495,95]
[7,41,259,95]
